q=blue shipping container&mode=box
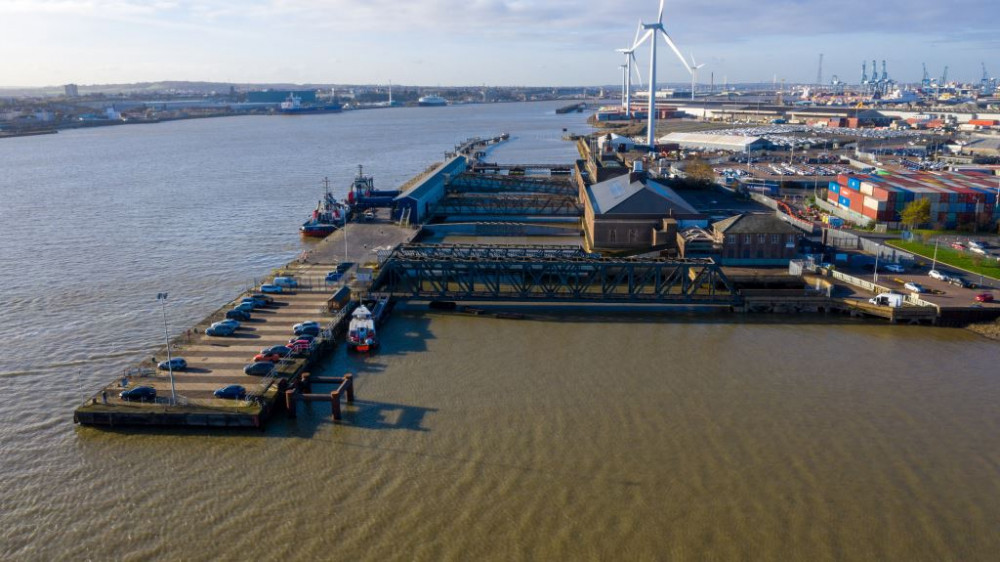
[839,195,851,207]
[828,182,840,193]
[848,178,861,190]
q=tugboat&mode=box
[300,177,347,238]
[346,305,377,352]
[278,93,342,115]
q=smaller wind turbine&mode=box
[688,54,705,100]
[616,21,645,116]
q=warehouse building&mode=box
[657,132,769,153]
[826,171,999,228]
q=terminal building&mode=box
[826,171,999,227]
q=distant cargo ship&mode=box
[418,95,448,107]
[279,93,342,115]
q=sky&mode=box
[0,0,997,88]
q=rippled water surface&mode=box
[1,103,999,561]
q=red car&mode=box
[975,293,994,303]
[951,242,966,250]
[253,352,282,363]
[288,339,311,353]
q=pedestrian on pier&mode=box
[101,391,107,405]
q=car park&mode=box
[928,270,946,280]
[260,284,283,294]
[243,362,275,376]
[213,385,246,400]
[975,293,995,303]
[157,358,187,371]
[883,264,906,273]
[904,282,925,293]
[120,386,157,402]
[206,323,236,337]
[226,309,251,321]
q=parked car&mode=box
[261,345,291,356]
[928,270,947,280]
[336,262,353,273]
[289,334,315,344]
[212,319,240,330]
[325,271,343,283]
[948,277,970,288]
[120,386,157,402]
[968,240,985,250]
[253,352,283,363]
[883,264,906,274]
[226,309,251,321]
[250,293,274,305]
[975,293,995,303]
[363,210,376,221]
[951,242,966,250]
[288,340,311,353]
[157,358,187,371]
[241,297,267,308]
[904,282,925,293]
[213,385,246,400]
[243,362,275,376]
[294,322,321,336]
[233,302,255,313]
[273,276,299,288]
[970,247,987,255]
[206,323,236,337]
[260,284,283,294]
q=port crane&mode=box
[921,63,930,88]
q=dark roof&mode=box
[712,213,802,235]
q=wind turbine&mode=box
[616,21,644,116]
[632,0,693,149]
[688,53,705,101]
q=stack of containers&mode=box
[825,171,998,226]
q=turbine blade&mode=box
[633,20,643,49]
[632,29,654,51]
[660,30,693,75]
[631,55,644,87]
[658,0,665,23]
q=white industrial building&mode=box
[658,132,769,152]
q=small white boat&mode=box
[347,305,377,352]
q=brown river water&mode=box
[1,103,998,560]
[6,314,998,560]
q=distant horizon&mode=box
[1,1,996,88]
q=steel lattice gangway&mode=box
[431,194,583,218]
[446,173,577,196]
[373,244,738,305]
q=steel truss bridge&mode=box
[431,194,583,218]
[373,244,738,304]
[446,173,577,196]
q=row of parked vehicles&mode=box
[120,276,325,403]
[241,321,322,376]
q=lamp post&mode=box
[157,293,177,406]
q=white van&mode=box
[869,293,903,308]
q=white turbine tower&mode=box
[632,0,693,149]
[689,53,705,101]
[616,22,644,116]
[619,64,628,108]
